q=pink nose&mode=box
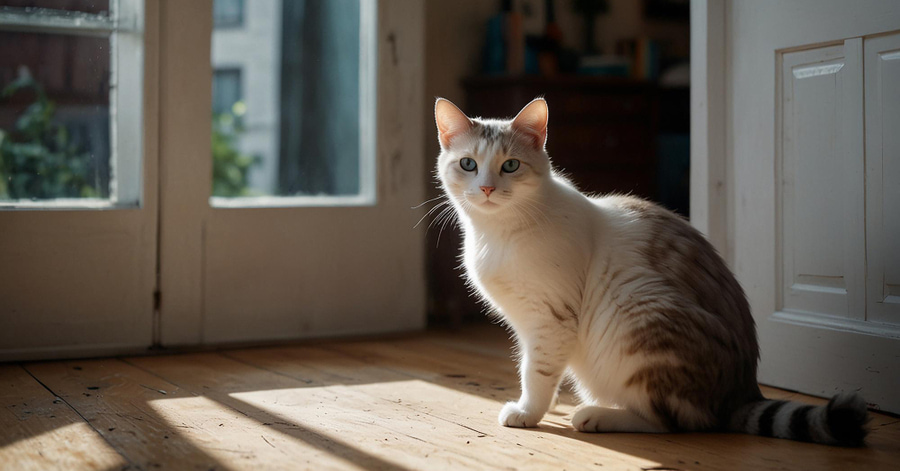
[480,186,496,197]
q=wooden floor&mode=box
[2,324,898,471]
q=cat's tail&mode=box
[728,393,869,446]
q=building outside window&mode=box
[210,0,365,199]
[213,0,244,28]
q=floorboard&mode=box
[0,365,127,471]
[2,324,898,470]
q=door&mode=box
[0,0,425,360]
[156,0,426,346]
[693,0,900,413]
[0,0,157,360]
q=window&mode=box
[212,69,242,117]
[0,0,143,207]
[213,0,244,29]
[209,0,376,205]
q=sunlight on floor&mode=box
[148,394,395,470]
[1,422,125,471]
[7,330,897,470]
[229,379,664,470]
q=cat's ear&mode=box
[511,98,549,149]
[435,98,473,149]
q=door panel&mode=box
[726,0,900,413]
[203,207,425,343]
[780,42,865,320]
[864,33,900,326]
[0,213,155,358]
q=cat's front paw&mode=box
[498,402,542,428]
[572,406,604,432]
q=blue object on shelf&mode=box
[483,15,506,75]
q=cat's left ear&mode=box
[511,98,549,149]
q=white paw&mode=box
[572,406,603,432]
[498,402,542,428]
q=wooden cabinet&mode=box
[462,76,659,198]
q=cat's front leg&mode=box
[499,327,573,428]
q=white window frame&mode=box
[0,0,144,209]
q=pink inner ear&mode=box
[435,99,472,148]
[517,124,547,149]
[512,99,548,149]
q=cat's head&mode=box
[434,98,551,216]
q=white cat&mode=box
[432,97,868,445]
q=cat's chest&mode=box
[463,233,565,304]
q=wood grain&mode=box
[0,365,127,471]
[223,345,638,470]
[22,359,228,470]
[3,325,899,470]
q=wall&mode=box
[423,0,498,175]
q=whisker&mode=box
[414,200,450,228]
[436,203,463,248]
[410,194,447,210]
[428,206,455,232]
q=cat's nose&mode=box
[480,186,496,197]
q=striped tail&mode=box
[729,393,869,446]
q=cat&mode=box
[432,97,869,446]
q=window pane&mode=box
[210,0,370,202]
[213,0,243,28]
[0,0,142,206]
[0,0,109,14]
[0,31,111,200]
[212,69,241,116]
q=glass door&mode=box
[0,0,157,359]
[158,0,426,345]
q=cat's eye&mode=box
[459,158,477,171]
[501,159,520,173]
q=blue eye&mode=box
[501,159,520,173]
[459,158,477,171]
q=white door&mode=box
[0,0,425,359]
[156,0,426,346]
[0,0,156,360]
[693,0,900,413]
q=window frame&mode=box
[0,0,145,210]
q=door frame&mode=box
[690,0,729,260]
